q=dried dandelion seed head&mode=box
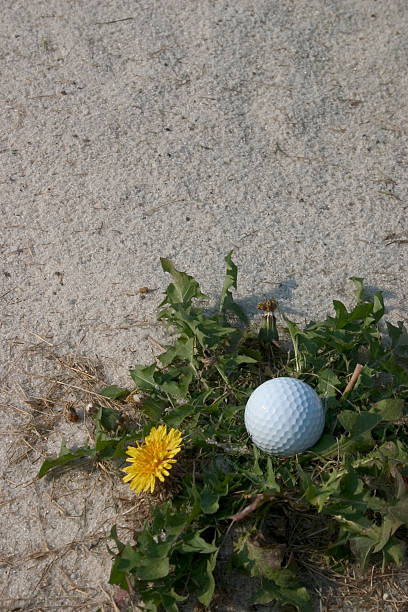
[257,298,278,313]
[122,425,183,494]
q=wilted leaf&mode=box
[247,537,286,576]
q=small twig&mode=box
[379,190,401,201]
[342,364,363,396]
[94,16,135,25]
[146,336,166,352]
[22,328,54,346]
[20,372,108,399]
[230,493,275,522]
[101,585,121,611]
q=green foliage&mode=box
[38,257,408,611]
[219,250,248,323]
[38,439,96,478]
[99,385,130,400]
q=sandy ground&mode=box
[1,0,407,610]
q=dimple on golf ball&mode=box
[244,377,325,456]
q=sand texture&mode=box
[1,1,407,609]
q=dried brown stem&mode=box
[342,364,363,396]
[146,335,166,352]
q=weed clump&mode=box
[39,253,408,611]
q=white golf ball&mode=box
[245,377,325,456]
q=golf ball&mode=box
[245,377,325,456]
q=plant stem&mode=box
[342,364,363,396]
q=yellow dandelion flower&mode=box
[122,425,182,493]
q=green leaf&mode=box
[352,412,382,436]
[388,497,408,525]
[38,439,95,478]
[349,302,373,321]
[161,367,193,398]
[117,543,170,580]
[164,511,188,537]
[159,337,195,367]
[252,444,263,476]
[99,385,129,400]
[110,432,143,460]
[308,434,337,456]
[109,525,125,554]
[219,250,248,322]
[332,300,349,326]
[317,369,340,397]
[247,539,285,578]
[373,292,385,322]
[141,397,167,421]
[139,590,161,611]
[234,354,258,364]
[160,587,187,612]
[196,552,218,606]
[255,577,313,611]
[349,536,374,571]
[372,516,398,554]
[164,404,194,428]
[129,364,157,391]
[265,458,281,492]
[94,405,122,431]
[115,544,141,572]
[380,440,408,466]
[198,489,220,514]
[350,277,365,303]
[337,410,359,432]
[383,538,405,567]
[370,399,404,421]
[137,557,170,581]
[338,411,382,436]
[109,556,130,591]
[386,321,408,355]
[180,533,218,554]
[160,257,208,307]
[340,462,359,496]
